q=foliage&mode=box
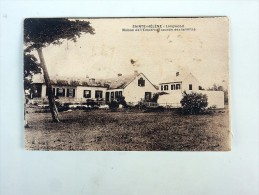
[109,100,119,110]
[24,18,95,50]
[24,18,95,122]
[24,53,41,78]
[86,99,99,107]
[180,91,208,115]
[117,96,127,108]
[24,53,41,90]
[207,83,224,91]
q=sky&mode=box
[31,17,229,89]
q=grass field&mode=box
[25,108,231,151]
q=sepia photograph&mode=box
[24,17,230,151]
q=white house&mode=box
[157,72,225,108]
[30,70,224,108]
[30,71,158,105]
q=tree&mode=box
[24,53,42,127]
[180,91,208,114]
[24,18,94,122]
[24,53,42,90]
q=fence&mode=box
[29,97,106,105]
[128,102,181,108]
[29,97,181,109]
[157,103,181,108]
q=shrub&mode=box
[109,100,119,111]
[180,91,208,114]
[117,96,127,108]
[86,99,99,107]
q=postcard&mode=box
[24,17,230,151]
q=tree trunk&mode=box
[36,48,60,122]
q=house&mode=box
[30,71,158,105]
[102,71,158,104]
[160,72,200,92]
[157,71,225,108]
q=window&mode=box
[171,84,175,90]
[138,77,145,87]
[95,90,103,99]
[114,91,123,98]
[67,88,75,97]
[56,88,65,97]
[164,85,168,90]
[161,85,163,91]
[111,92,114,99]
[189,84,192,90]
[32,84,42,98]
[176,84,181,90]
[83,90,91,98]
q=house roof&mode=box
[32,72,158,89]
[32,74,107,87]
[160,72,197,84]
[99,74,138,89]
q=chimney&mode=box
[104,81,111,89]
[89,78,95,85]
[118,73,122,77]
[134,70,138,76]
[105,81,111,85]
[176,72,179,77]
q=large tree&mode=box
[24,18,94,122]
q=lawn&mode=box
[25,108,231,151]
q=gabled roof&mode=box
[32,72,158,89]
[160,72,198,84]
[32,74,107,87]
[101,73,158,90]
[99,74,137,89]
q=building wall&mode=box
[157,90,224,109]
[76,86,107,100]
[42,85,47,97]
[182,74,199,92]
[159,73,200,93]
[159,82,182,93]
[123,73,158,103]
[106,89,124,102]
[39,84,107,103]
[199,91,225,108]
[157,91,182,107]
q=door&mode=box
[145,92,152,101]
[105,92,110,102]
